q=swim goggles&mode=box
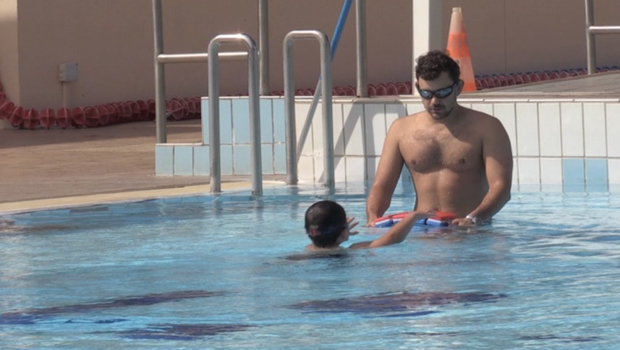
[307,224,348,237]
[416,80,460,100]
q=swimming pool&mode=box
[1,184,619,349]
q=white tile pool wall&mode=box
[155,96,620,192]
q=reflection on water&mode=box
[99,323,254,341]
[289,291,506,314]
[0,290,223,325]
[0,219,73,235]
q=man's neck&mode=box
[429,104,463,125]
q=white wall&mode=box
[159,96,620,193]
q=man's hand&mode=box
[451,217,476,227]
[365,217,377,227]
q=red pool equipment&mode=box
[96,106,109,126]
[39,108,56,129]
[56,108,71,129]
[136,100,150,121]
[374,211,457,228]
[147,100,156,120]
[116,102,132,123]
[10,106,24,128]
[167,98,189,120]
[72,107,86,127]
[83,106,99,128]
[0,100,15,120]
[23,108,40,130]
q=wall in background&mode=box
[0,0,618,111]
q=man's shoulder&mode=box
[461,107,504,126]
[458,106,510,142]
[460,106,492,118]
[387,112,427,134]
[392,111,426,124]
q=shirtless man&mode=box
[366,51,513,226]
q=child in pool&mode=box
[304,200,432,250]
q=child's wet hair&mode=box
[304,200,348,248]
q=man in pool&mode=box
[366,50,513,227]
[305,200,432,250]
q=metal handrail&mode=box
[152,0,249,143]
[208,34,262,196]
[585,0,620,74]
[283,30,334,189]
[157,52,247,64]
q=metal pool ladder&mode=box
[585,0,620,74]
[207,34,262,195]
[152,0,263,196]
[283,30,335,190]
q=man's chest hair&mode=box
[401,127,481,171]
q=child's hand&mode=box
[347,217,360,235]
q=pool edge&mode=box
[0,181,286,214]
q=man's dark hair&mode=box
[415,50,461,82]
[304,200,347,248]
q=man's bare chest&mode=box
[399,129,481,173]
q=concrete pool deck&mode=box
[470,70,620,98]
[0,119,284,213]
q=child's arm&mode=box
[349,210,432,249]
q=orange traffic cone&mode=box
[447,7,476,92]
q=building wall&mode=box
[446,0,620,75]
[0,0,619,111]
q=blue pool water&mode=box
[1,185,620,349]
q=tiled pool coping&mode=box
[157,96,620,192]
[0,181,277,214]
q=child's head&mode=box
[304,200,349,248]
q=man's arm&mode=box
[456,117,513,225]
[366,119,406,226]
[351,210,431,249]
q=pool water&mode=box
[1,185,620,349]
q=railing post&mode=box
[208,34,263,195]
[319,37,335,190]
[283,35,297,185]
[208,39,221,193]
[585,0,597,75]
[152,0,167,143]
[258,0,270,95]
[355,0,368,97]
[283,30,334,189]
